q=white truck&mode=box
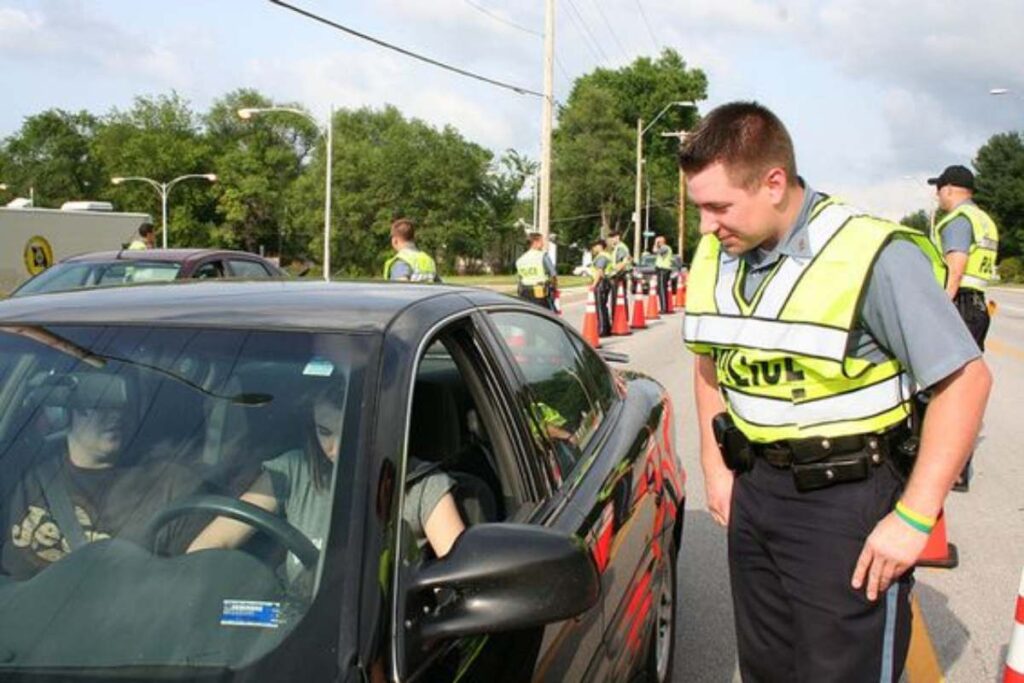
[0,202,152,294]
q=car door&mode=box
[389,310,605,682]
[485,309,668,681]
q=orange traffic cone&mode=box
[612,283,632,336]
[676,273,688,308]
[1004,569,1024,683]
[582,287,601,348]
[553,288,562,316]
[916,509,958,569]
[666,276,676,314]
[631,278,647,330]
[646,275,661,320]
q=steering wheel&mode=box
[142,494,320,569]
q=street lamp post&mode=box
[111,174,217,248]
[238,105,334,281]
[634,101,696,260]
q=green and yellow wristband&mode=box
[894,501,936,534]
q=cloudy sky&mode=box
[1,0,1021,219]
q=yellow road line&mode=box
[906,594,944,683]
[988,337,1024,362]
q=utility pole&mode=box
[538,0,555,238]
[662,129,689,262]
[633,117,644,260]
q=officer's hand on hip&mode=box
[705,468,735,527]
[851,512,929,601]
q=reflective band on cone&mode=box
[631,278,647,330]
[1005,569,1024,683]
[582,286,601,349]
[612,284,631,336]
[647,276,660,320]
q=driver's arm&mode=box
[187,472,278,552]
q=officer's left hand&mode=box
[851,512,929,601]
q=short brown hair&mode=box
[390,218,415,241]
[679,101,797,189]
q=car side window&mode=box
[568,333,616,412]
[488,311,601,482]
[228,259,272,278]
[193,261,224,279]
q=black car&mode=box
[0,281,685,682]
[10,248,286,298]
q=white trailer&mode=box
[0,204,152,294]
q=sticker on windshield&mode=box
[220,600,281,629]
[303,357,335,377]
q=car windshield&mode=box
[14,261,182,297]
[0,324,374,674]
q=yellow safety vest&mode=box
[655,246,673,270]
[127,239,148,250]
[516,249,550,287]
[684,198,946,443]
[383,248,438,283]
[932,202,999,292]
[610,243,632,275]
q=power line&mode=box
[462,0,542,37]
[634,0,660,48]
[563,0,611,66]
[551,197,678,224]
[269,0,545,98]
[588,0,629,61]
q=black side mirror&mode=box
[402,524,599,647]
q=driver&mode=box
[188,382,466,582]
[1,372,207,580]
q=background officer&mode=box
[383,218,439,282]
[589,238,612,336]
[515,231,558,310]
[606,230,632,312]
[928,164,999,349]
[127,222,155,250]
[681,102,991,682]
[653,235,673,313]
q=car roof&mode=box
[60,249,269,265]
[0,280,511,333]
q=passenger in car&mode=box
[188,383,465,580]
[1,373,207,580]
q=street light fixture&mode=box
[111,173,218,248]
[634,100,696,260]
[237,105,334,281]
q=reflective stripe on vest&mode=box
[516,249,549,286]
[683,198,946,442]
[933,203,999,292]
[384,248,437,282]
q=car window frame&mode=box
[226,258,273,279]
[190,259,225,279]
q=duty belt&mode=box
[751,425,909,468]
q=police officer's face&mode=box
[688,161,785,255]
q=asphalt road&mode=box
[558,285,1024,682]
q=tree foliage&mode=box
[974,131,1024,259]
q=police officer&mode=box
[927,165,999,350]
[681,102,992,682]
[383,218,439,282]
[515,231,558,310]
[128,222,156,250]
[606,230,633,315]
[653,235,673,313]
[589,239,612,337]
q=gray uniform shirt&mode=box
[593,254,610,275]
[938,201,975,255]
[388,242,421,281]
[264,450,455,581]
[740,185,979,389]
[542,253,558,278]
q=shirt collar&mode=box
[743,180,820,269]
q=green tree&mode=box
[899,210,931,234]
[0,109,105,206]
[93,93,217,247]
[553,49,707,250]
[974,131,1024,259]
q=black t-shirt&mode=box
[2,450,207,580]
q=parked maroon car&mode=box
[10,248,286,297]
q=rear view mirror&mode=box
[403,524,599,647]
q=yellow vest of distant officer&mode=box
[684,199,946,443]
[516,248,551,298]
[383,248,437,283]
[932,203,999,292]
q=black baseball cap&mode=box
[927,165,975,190]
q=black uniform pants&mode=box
[954,289,990,351]
[729,458,913,683]
[596,279,612,336]
[656,268,672,313]
[518,285,555,311]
